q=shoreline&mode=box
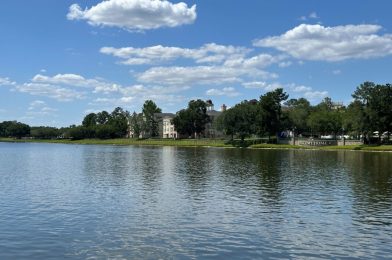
[1,138,392,152]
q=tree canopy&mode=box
[142,100,162,137]
[172,99,210,138]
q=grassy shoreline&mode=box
[1,138,392,152]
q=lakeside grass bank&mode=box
[1,138,392,152]
[0,138,231,148]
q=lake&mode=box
[0,142,391,259]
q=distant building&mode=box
[155,113,178,139]
[332,101,344,110]
[129,100,226,139]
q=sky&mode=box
[1,0,392,127]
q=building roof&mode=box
[154,113,175,119]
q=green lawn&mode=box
[0,137,230,148]
[2,137,392,151]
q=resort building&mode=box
[154,113,178,139]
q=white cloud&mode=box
[100,43,250,65]
[28,100,46,110]
[242,81,282,91]
[240,54,285,69]
[102,42,285,88]
[309,12,319,19]
[303,90,328,100]
[332,69,342,75]
[27,100,58,117]
[0,77,16,86]
[242,81,328,103]
[278,61,292,68]
[254,24,392,61]
[137,65,275,86]
[299,12,319,21]
[32,73,121,94]
[206,87,240,97]
[16,83,85,102]
[289,84,312,93]
[67,0,197,31]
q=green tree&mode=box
[65,126,89,140]
[142,100,162,137]
[96,111,110,125]
[0,121,30,138]
[30,126,59,139]
[109,107,130,138]
[219,101,258,141]
[95,124,116,139]
[82,113,97,127]
[284,98,311,135]
[307,98,343,138]
[172,99,210,138]
[129,112,145,138]
[352,82,392,143]
[172,109,193,137]
[188,99,210,137]
[343,100,365,139]
[259,88,289,139]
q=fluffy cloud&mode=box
[67,0,196,31]
[32,74,121,94]
[15,83,85,102]
[90,88,186,108]
[242,81,283,91]
[137,65,275,86]
[100,43,250,65]
[12,72,191,106]
[102,41,286,88]
[254,24,392,61]
[206,87,240,97]
[242,81,328,103]
[27,100,58,117]
[0,77,16,86]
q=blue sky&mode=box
[1,0,392,127]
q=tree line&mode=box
[216,82,392,144]
[1,82,391,144]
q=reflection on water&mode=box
[0,143,391,259]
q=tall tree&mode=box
[142,100,162,137]
[172,109,193,137]
[30,126,59,139]
[172,99,210,138]
[343,100,365,139]
[96,111,110,125]
[307,96,344,137]
[129,112,145,138]
[0,121,30,138]
[352,82,392,143]
[82,113,97,127]
[259,88,288,139]
[284,98,311,135]
[219,101,258,141]
[109,107,130,138]
[188,99,210,137]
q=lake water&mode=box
[0,142,391,259]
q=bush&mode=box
[95,125,116,139]
[30,127,59,139]
[66,126,89,140]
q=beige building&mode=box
[162,115,178,139]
